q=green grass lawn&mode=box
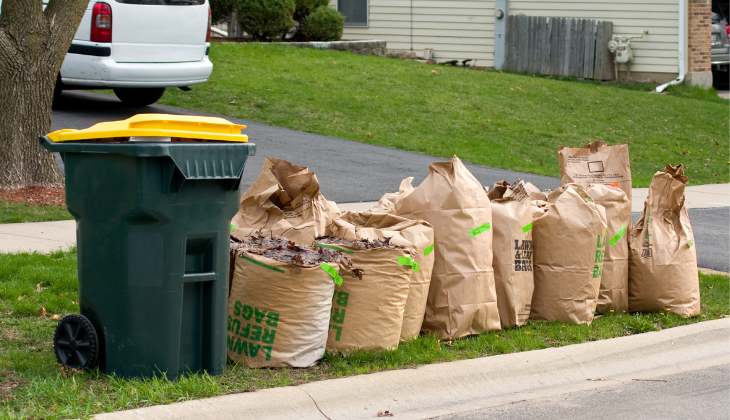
[157,43,729,187]
[1,248,727,419]
[0,201,72,224]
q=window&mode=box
[338,0,368,27]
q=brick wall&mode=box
[688,0,711,73]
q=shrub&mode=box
[293,0,330,23]
[238,0,296,41]
[210,0,237,23]
[300,6,344,42]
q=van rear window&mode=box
[114,0,205,5]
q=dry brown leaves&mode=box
[0,376,24,401]
[315,236,405,250]
[59,364,80,378]
[0,187,65,206]
[230,235,356,275]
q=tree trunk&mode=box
[0,0,88,189]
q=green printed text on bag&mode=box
[240,255,285,273]
[329,290,349,341]
[314,243,354,254]
[687,239,694,248]
[424,243,434,256]
[397,256,420,271]
[593,233,607,278]
[609,225,627,247]
[230,223,236,232]
[231,302,280,327]
[321,262,344,286]
[228,302,280,361]
[227,335,273,360]
[469,222,491,238]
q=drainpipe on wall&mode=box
[656,0,686,92]
[493,0,509,69]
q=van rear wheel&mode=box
[113,88,166,106]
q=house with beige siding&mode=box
[332,0,712,85]
[332,0,497,64]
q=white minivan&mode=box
[55,0,213,105]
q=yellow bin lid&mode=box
[47,114,248,142]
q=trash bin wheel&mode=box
[53,314,100,370]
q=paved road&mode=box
[51,91,729,271]
[435,364,730,420]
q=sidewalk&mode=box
[2,184,727,254]
[94,318,729,420]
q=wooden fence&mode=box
[504,15,614,80]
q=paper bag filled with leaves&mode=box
[558,141,632,204]
[530,199,550,220]
[231,157,340,246]
[628,164,700,317]
[370,177,415,214]
[531,185,608,324]
[523,181,548,201]
[395,156,501,339]
[316,237,412,352]
[330,211,435,340]
[228,236,354,367]
[585,184,631,314]
[487,180,535,328]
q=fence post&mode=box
[541,17,552,75]
[594,21,615,80]
[584,19,597,79]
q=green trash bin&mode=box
[41,114,255,380]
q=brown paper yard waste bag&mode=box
[487,180,535,328]
[228,236,355,367]
[520,181,548,201]
[558,141,632,204]
[231,157,340,245]
[530,200,550,220]
[628,164,700,317]
[395,156,501,339]
[585,184,631,314]
[316,237,412,352]
[330,211,435,340]
[370,177,415,214]
[492,180,547,202]
[531,184,608,325]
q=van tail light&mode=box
[206,6,212,42]
[726,24,729,37]
[91,2,112,43]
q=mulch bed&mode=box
[0,187,65,206]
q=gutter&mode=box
[656,0,686,92]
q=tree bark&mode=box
[0,0,88,189]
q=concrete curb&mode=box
[94,318,729,420]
